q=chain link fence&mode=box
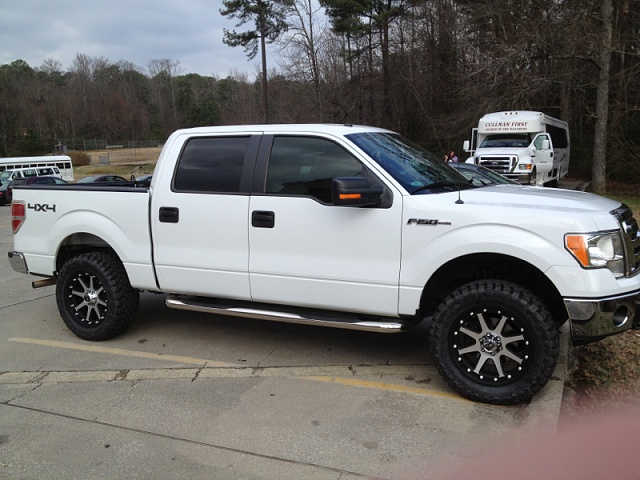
[58,139,164,151]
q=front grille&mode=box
[478,156,513,174]
[611,204,640,277]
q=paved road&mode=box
[0,203,568,479]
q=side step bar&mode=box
[165,295,409,333]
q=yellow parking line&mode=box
[302,376,470,402]
[9,337,466,401]
[9,337,237,367]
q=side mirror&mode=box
[332,177,383,207]
[541,139,550,150]
[463,140,470,152]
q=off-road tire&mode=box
[430,279,559,405]
[56,251,139,340]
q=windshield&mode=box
[455,164,517,186]
[0,171,13,180]
[346,132,472,194]
[479,134,530,148]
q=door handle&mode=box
[159,206,179,223]
[252,210,275,228]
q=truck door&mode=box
[532,134,553,174]
[248,135,402,316]
[151,134,261,300]
[463,127,478,159]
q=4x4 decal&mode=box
[28,203,56,212]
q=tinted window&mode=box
[174,136,250,193]
[33,177,55,184]
[546,124,568,148]
[266,136,365,203]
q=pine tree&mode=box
[220,0,294,123]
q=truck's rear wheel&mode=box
[56,251,139,340]
[430,280,559,404]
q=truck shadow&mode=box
[127,292,432,368]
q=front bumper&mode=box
[8,251,29,274]
[565,289,640,345]
[510,173,533,185]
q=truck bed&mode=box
[11,182,155,289]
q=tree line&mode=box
[1,0,638,189]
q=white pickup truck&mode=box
[8,124,640,404]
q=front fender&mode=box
[397,223,572,315]
[402,223,571,287]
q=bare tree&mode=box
[592,0,614,194]
[148,59,182,135]
[278,0,328,118]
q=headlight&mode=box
[565,231,625,277]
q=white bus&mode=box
[463,111,569,186]
[0,155,74,181]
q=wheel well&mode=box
[55,233,117,274]
[420,253,567,326]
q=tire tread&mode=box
[56,251,139,341]
[430,279,559,405]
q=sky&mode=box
[0,0,273,78]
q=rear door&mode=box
[151,133,261,299]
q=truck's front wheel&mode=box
[430,280,559,404]
[56,251,139,341]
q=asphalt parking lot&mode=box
[0,203,568,480]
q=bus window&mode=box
[0,156,74,181]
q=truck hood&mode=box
[425,185,623,232]
[457,185,620,215]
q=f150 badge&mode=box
[28,203,56,212]
[407,218,451,226]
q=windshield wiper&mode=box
[412,180,468,194]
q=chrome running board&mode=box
[165,295,409,333]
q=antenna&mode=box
[454,153,464,204]
[455,185,464,204]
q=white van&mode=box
[0,166,63,182]
[463,111,570,186]
[0,155,74,181]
